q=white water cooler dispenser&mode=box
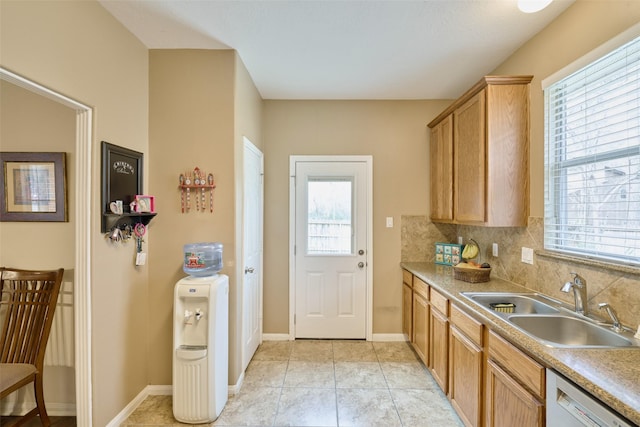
[173,274,229,423]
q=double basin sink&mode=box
[460,292,640,348]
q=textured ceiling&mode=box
[99,0,575,100]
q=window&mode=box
[307,178,353,255]
[544,35,640,266]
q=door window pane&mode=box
[307,179,353,255]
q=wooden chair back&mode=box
[0,267,64,426]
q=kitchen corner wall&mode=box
[401,215,640,330]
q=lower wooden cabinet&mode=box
[412,292,429,364]
[449,306,483,427]
[485,359,544,427]
[402,281,413,340]
[430,306,449,393]
[486,331,545,427]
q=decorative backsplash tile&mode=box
[401,216,640,329]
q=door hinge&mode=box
[294,314,296,325]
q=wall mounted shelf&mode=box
[101,212,157,233]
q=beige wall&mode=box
[0,81,76,408]
[263,100,451,334]
[1,1,149,425]
[148,49,263,386]
[491,0,640,217]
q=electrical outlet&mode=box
[458,236,463,245]
[492,243,499,257]
[386,217,393,228]
[521,247,534,264]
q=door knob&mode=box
[358,262,365,269]
[358,249,365,255]
[244,267,255,274]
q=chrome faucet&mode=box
[598,303,623,333]
[560,272,588,316]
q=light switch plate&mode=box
[492,243,499,257]
[386,217,393,228]
[521,247,534,264]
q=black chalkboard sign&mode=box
[101,141,142,215]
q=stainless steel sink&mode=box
[508,315,637,348]
[461,292,561,315]
[460,291,640,348]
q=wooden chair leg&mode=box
[33,373,51,427]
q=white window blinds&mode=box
[544,35,640,266]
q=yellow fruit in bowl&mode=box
[461,243,479,259]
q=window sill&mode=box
[536,250,640,276]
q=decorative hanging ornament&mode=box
[178,167,216,214]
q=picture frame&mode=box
[134,195,155,213]
[0,152,67,222]
[101,141,143,216]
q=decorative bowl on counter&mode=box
[453,264,491,283]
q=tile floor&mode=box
[123,340,463,427]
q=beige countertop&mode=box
[401,262,640,426]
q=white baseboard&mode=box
[371,333,406,342]
[262,333,406,342]
[262,333,291,341]
[105,387,152,427]
[0,401,76,417]
[228,371,244,395]
[147,385,172,395]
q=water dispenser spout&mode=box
[195,309,204,321]
[184,310,193,323]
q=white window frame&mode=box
[542,24,640,267]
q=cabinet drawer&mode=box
[413,277,429,299]
[402,269,413,286]
[430,288,449,316]
[450,304,483,346]
[488,330,545,399]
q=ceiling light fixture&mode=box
[518,0,553,13]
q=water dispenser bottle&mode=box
[183,242,223,277]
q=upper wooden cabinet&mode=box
[428,76,532,227]
[430,115,454,221]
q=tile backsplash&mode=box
[401,215,640,330]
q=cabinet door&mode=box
[454,90,486,224]
[430,307,449,393]
[402,282,413,341]
[449,325,483,427]
[430,115,454,221]
[412,292,429,364]
[486,359,544,427]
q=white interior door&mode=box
[291,158,370,339]
[242,138,263,370]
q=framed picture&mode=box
[0,152,67,222]
[101,141,143,214]
[134,195,155,213]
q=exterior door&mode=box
[291,157,370,339]
[242,138,263,371]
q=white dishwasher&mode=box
[546,369,633,427]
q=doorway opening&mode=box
[0,68,92,426]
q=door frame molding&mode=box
[1,67,92,425]
[288,155,373,341]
